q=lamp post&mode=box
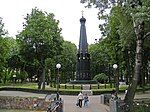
[56,63,61,100]
[113,64,119,98]
[13,70,16,84]
[48,69,52,87]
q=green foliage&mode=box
[1,68,12,83]
[82,1,150,111]
[0,36,20,83]
[85,0,150,85]
[0,17,7,36]
[17,7,63,62]
[133,99,150,112]
[59,41,77,83]
[0,18,9,80]
[16,70,28,83]
[45,41,77,83]
[89,42,111,78]
[93,73,108,83]
[16,7,63,83]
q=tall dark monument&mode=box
[76,15,91,81]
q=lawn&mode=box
[0,82,120,90]
[1,82,149,94]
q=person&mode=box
[77,92,83,108]
[111,89,117,99]
[56,92,60,100]
[83,93,89,107]
[125,89,127,95]
[124,89,128,99]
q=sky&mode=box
[0,0,101,46]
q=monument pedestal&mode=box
[81,85,93,96]
[82,90,93,96]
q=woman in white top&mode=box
[77,92,84,108]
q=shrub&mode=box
[93,73,108,83]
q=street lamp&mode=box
[13,70,17,84]
[56,63,61,100]
[113,64,119,98]
[48,69,52,87]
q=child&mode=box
[84,94,89,107]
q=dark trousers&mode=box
[79,99,82,108]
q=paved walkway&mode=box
[61,95,109,112]
[0,91,109,112]
[0,91,149,112]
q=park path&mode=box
[61,95,109,112]
[0,91,109,112]
[0,91,150,112]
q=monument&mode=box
[70,12,97,84]
[76,14,91,81]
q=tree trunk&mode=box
[124,48,130,84]
[39,57,45,90]
[124,20,144,111]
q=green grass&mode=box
[1,82,149,94]
[0,83,37,89]
[0,82,118,92]
[133,99,150,112]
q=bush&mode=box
[93,73,108,83]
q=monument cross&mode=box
[81,10,84,16]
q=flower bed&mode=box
[0,96,49,111]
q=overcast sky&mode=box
[0,0,101,46]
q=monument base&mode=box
[82,90,93,96]
[68,80,98,84]
[82,84,93,96]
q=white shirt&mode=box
[77,93,83,100]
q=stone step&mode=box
[82,90,93,96]
[82,84,91,90]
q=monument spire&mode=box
[79,12,88,55]
[76,14,91,81]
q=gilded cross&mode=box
[81,10,84,16]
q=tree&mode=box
[45,41,77,84]
[60,41,77,83]
[89,40,111,78]
[124,0,150,111]
[0,17,7,36]
[17,7,63,90]
[0,17,8,81]
[81,0,150,111]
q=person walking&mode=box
[83,93,89,107]
[77,92,84,108]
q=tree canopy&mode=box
[16,7,64,89]
[81,0,150,111]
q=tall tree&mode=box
[124,0,150,111]
[0,17,8,80]
[45,41,77,84]
[0,17,7,36]
[81,0,150,111]
[17,8,63,90]
[60,41,77,83]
